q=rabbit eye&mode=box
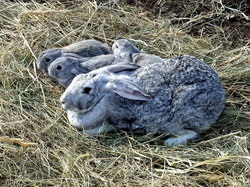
[81,87,92,94]
[45,58,51,62]
[115,44,119,49]
[57,65,62,70]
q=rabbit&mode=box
[112,39,141,62]
[48,54,127,88]
[47,56,89,87]
[112,39,167,66]
[37,39,112,76]
[60,54,225,146]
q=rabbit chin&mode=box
[62,103,93,113]
[66,110,103,130]
[63,95,104,113]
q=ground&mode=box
[0,0,249,186]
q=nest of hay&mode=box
[0,0,249,186]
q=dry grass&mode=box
[0,0,249,186]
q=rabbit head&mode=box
[112,39,141,62]
[60,64,151,129]
[48,56,89,88]
[37,48,62,75]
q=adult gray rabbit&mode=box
[37,39,112,76]
[48,54,126,87]
[60,55,225,146]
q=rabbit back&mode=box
[62,40,112,57]
[113,55,225,134]
[80,54,125,71]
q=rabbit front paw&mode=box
[83,124,116,136]
[164,130,198,147]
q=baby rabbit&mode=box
[60,55,225,146]
[47,56,89,87]
[48,54,126,87]
[112,39,141,62]
[37,39,112,76]
[112,39,166,66]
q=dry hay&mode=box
[125,0,250,48]
[0,0,249,186]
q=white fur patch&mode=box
[164,130,198,147]
[83,125,116,136]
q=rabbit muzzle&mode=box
[60,100,81,112]
[60,99,68,110]
[60,96,93,113]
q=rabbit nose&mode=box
[60,96,66,105]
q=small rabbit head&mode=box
[48,56,89,88]
[37,48,62,75]
[60,64,151,114]
[112,39,141,61]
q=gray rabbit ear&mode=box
[105,78,152,101]
[70,64,88,75]
[62,53,80,58]
[70,68,80,75]
[107,64,139,74]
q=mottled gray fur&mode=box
[60,55,225,146]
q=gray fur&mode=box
[48,56,89,87]
[60,55,225,146]
[131,53,164,66]
[48,54,128,87]
[79,54,125,71]
[112,39,166,66]
[112,39,141,62]
[37,39,112,75]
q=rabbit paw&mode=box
[83,124,116,136]
[164,130,198,147]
